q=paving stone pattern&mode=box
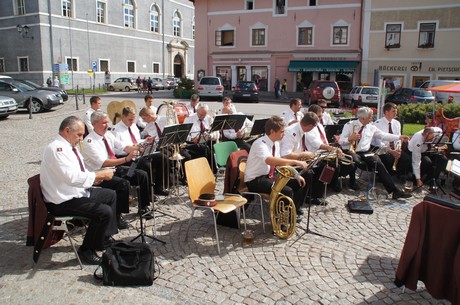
[0,100,451,304]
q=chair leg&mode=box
[61,220,83,270]
[185,208,196,241]
[212,211,220,255]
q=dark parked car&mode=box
[385,87,435,105]
[0,79,63,113]
[232,81,259,103]
[304,80,341,107]
[16,79,69,101]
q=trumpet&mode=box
[349,123,358,153]
[392,142,402,171]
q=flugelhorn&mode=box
[392,142,401,171]
[349,123,358,153]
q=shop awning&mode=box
[288,61,359,72]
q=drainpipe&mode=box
[48,0,54,80]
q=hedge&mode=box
[397,103,460,124]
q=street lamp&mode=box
[17,24,34,39]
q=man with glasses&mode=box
[339,107,411,199]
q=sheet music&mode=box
[447,159,460,176]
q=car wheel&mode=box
[124,86,130,92]
[109,86,114,91]
[30,99,43,113]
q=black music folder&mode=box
[250,118,269,136]
[211,114,246,132]
[324,124,344,143]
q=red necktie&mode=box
[102,137,116,159]
[194,107,196,113]
[302,134,308,152]
[128,126,138,144]
[318,126,328,145]
[357,126,364,144]
[72,147,85,172]
[199,119,205,134]
[268,144,276,179]
[388,122,395,149]
[155,122,162,137]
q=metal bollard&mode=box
[28,96,32,119]
[75,85,79,110]
[82,90,86,105]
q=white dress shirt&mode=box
[137,105,158,129]
[40,135,95,204]
[305,124,329,153]
[113,121,142,150]
[186,102,199,114]
[281,108,304,125]
[216,104,237,115]
[84,108,96,132]
[452,130,460,151]
[321,111,334,125]
[140,116,166,142]
[279,123,305,157]
[244,135,279,182]
[184,112,215,141]
[371,117,401,148]
[408,127,442,179]
[339,120,400,152]
[82,130,126,171]
[222,118,253,140]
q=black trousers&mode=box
[185,141,216,172]
[45,188,117,251]
[246,175,307,213]
[402,150,448,183]
[138,153,169,192]
[99,176,130,214]
[114,166,150,209]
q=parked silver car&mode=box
[0,95,18,118]
[0,80,63,113]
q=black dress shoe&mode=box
[155,188,170,196]
[349,182,361,191]
[117,215,129,230]
[77,247,102,265]
[103,236,117,249]
[297,209,304,216]
[310,198,322,205]
[296,215,302,223]
[333,181,342,192]
[392,190,412,200]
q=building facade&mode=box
[0,0,195,89]
[361,0,460,92]
[191,0,363,94]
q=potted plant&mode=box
[173,76,196,99]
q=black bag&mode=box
[347,200,374,214]
[94,241,156,286]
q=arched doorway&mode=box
[173,54,184,78]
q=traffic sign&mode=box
[91,61,97,72]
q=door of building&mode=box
[412,76,430,87]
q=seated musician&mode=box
[137,94,158,130]
[112,106,170,196]
[183,103,218,170]
[216,96,237,115]
[281,98,304,126]
[83,96,102,134]
[371,102,411,176]
[318,100,334,125]
[82,111,151,219]
[220,102,253,152]
[138,107,166,143]
[306,105,352,193]
[186,93,200,114]
[244,115,309,223]
[405,126,448,188]
[41,116,117,265]
[338,107,412,199]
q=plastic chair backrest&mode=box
[184,157,216,203]
[213,141,239,167]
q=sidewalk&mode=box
[0,100,452,305]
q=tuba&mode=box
[270,166,299,239]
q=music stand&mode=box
[337,117,357,125]
[249,118,269,137]
[131,186,166,244]
[158,123,193,203]
[324,124,344,144]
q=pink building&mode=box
[191,0,362,95]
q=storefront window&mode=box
[383,76,404,94]
[296,72,312,92]
[336,73,353,94]
[216,66,231,91]
[251,66,268,91]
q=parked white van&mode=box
[419,80,460,103]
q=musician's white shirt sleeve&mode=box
[113,121,142,148]
[82,131,106,171]
[408,130,425,179]
[281,108,303,125]
[137,105,158,129]
[453,130,460,151]
[184,113,215,141]
[84,108,95,132]
[279,123,303,156]
[338,121,354,150]
[244,135,277,182]
[40,135,95,204]
[371,117,401,147]
[322,111,334,125]
[305,126,324,152]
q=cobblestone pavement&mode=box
[0,98,452,304]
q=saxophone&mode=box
[269,166,299,239]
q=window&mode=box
[215,30,234,46]
[275,0,285,15]
[66,57,78,71]
[333,26,348,45]
[252,28,266,46]
[150,5,159,33]
[251,66,268,91]
[192,17,195,39]
[246,0,254,10]
[97,1,106,23]
[385,24,401,48]
[123,0,135,28]
[173,11,181,37]
[298,27,313,45]
[99,59,109,72]
[153,63,160,73]
[14,0,25,15]
[18,57,29,72]
[127,61,135,73]
[62,0,72,17]
[0,58,5,73]
[309,0,316,5]
[418,23,436,48]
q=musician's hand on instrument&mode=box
[126,150,137,162]
[336,148,344,157]
[301,151,315,160]
[236,130,244,138]
[400,135,410,142]
[416,179,423,187]
[95,168,115,182]
[348,132,360,142]
[296,175,306,188]
[191,137,199,143]
[392,149,401,159]
[295,160,308,170]
[145,136,154,143]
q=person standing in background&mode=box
[274,78,281,99]
[281,79,288,99]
